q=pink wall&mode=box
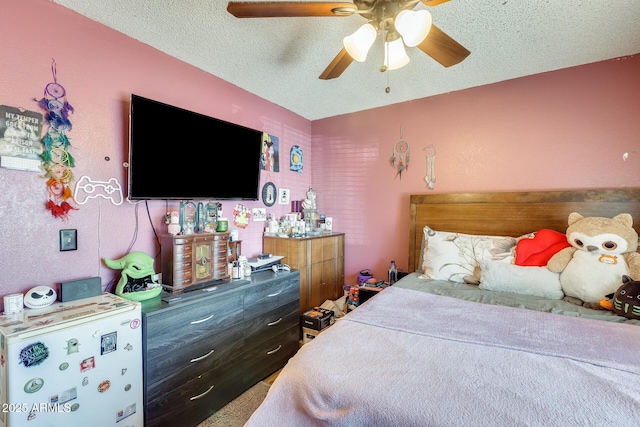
[312,55,640,282]
[0,0,311,298]
[1,0,639,302]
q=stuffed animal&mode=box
[600,275,640,319]
[547,212,640,308]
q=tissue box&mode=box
[300,307,335,331]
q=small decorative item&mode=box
[260,132,280,172]
[0,105,44,172]
[36,59,77,219]
[24,286,57,309]
[278,188,290,205]
[424,145,436,189]
[104,252,162,301]
[233,203,251,228]
[19,342,49,367]
[252,208,267,221]
[216,217,229,232]
[302,187,316,209]
[167,211,180,235]
[290,145,303,173]
[390,127,410,180]
[262,181,277,207]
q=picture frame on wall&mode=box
[278,188,290,205]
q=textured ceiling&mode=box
[52,0,640,121]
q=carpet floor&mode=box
[195,381,271,427]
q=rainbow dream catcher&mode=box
[35,59,77,219]
[390,127,410,180]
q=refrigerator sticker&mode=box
[100,332,117,355]
[98,380,111,393]
[116,403,136,423]
[59,362,69,371]
[129,318,141,329]
[121,368,127,375]
[52,387,77,404]
[65,338,80,354]
[124,343,133,351]
[19,342,49,367]
[80,356,95,372]
[82,377,89,386]
[24,377,44,393]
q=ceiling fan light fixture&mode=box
[384,38,410,71]
[343,23,377,62]
[395,9,432,47]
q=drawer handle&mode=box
[190,349,215,363]
[190,314,214,324]
[267,289,283,297]
[267,317,283,326]
[189,385,214,401]
[266,345,282,355]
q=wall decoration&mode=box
[260,132,279,172]
[278,188,290,205]
[0,105,43,172]
[74,176,124,205]
[36,59,77,219]
[252,208,267,221]
[290,145,303,173]
[233,203,251,228]
[424,145,436,189]
[262,181,277,207]
[390,127,410,180]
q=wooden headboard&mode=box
[409,189,640,272]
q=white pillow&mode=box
[479,260,564,300]
[419,226,516,284]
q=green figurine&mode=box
[104,251,162,301]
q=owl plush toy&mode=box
[547,212,640,308]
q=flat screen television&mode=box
[128,94,263,200]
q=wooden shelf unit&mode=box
[263,233,344,313]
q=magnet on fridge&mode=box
[24,377,44,393]
[65,338,80,354]
[98,380,111,393]
[19,342,49,367]
[59,362,69,371]
[100,332,117,355]
[80,357,95,372]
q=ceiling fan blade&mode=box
[319,48,354,80]
[422,0,451,5]
[227,2,357,18]
[416,24,470,67]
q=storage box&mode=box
[300,307,335,331]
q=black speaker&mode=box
[59,277,102,302]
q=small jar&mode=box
[238,255,247,278]
[217,218,229,232]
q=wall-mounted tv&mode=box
[128,94,263,200]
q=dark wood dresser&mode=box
[141,270,300,427]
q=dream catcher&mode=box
[424,145,436,189]
[390,127,410,179]
[36,59,77,219]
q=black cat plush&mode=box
[601,275,640,320]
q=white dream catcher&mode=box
[390,127,410,180]
[424,145,436,189]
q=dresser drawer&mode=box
[243,325,299,386]
[146,291,243,341]
[244,299,299,345]
[146,324,244,389]
[244,272,299,315]
[146,360,246,427]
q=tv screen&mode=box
[128,94,263,200]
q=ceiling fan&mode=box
[227,1,470,80]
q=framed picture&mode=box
[252,208,266,221]
[262,182,277,207]
[278,188,290,205]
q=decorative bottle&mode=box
[388,260,398,285]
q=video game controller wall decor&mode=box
[74,176,123,205]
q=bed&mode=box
[245,189,640,426]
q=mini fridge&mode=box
[0,293,143,426]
